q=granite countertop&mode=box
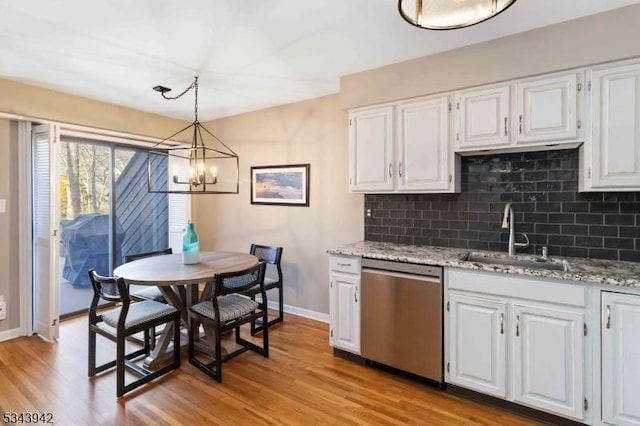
[328,241,640,288]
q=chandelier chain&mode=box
[194,77,198,122]
[160,79,197,101]
[159,76,199,121]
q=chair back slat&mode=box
[250,244,282,265]
[215,262,267,297]
[88,269,127,303]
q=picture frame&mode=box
[250,164,310,206]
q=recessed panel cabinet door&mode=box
[348,106,394,192]
[449,293,507,398]
[517,74,578,143]
[457,86,510,149]
[588,63,640,189]
[329,274,360,354]
[396,97,450,191]
[512,304,584,420]
[602,292,640,426]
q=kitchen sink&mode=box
[460,251,571,272]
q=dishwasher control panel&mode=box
[362,258,442,278]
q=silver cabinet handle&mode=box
[388,163,392,178]
[337,262,351,267]
[500,313,504,335]
[606,305,611,329]
[516,314,520,337]
[519,115,523,134]
[504,117,508,136]
[354,287,358,303]
[398,162,402,178]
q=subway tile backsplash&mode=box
[364,149,640,262]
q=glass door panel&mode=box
[114,147,169,267]
[59,141,111,316]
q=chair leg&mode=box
[116,335,126,398]
[275,284,284,325]
[172,315,181,370]
[214,323,222,383]
[188,317,223,383]
[251,286,284,335]
[88,326,96,376]
[262,308,270,358]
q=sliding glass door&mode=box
[57,139,170,317]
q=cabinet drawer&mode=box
[330,256,361,275]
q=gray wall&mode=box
[0,119,20,331]
[341,4,640,109]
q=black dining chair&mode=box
[125,248,173,303]
[88,269,181,397]
[188,262,269,383]
[247,244,283,334]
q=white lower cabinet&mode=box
[513,304,584,419]
[329,255,361,354]
[449,293,507,398]
[446,269,587,422]
[602,292,640,426]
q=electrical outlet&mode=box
[0,199,6,214]
[365,208,373,218]
[0,296,6,320]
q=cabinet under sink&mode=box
[445,268,587,422]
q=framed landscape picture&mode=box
[250,164,310,206]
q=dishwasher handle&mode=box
[362,268,441,283]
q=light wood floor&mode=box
[0,314,542,425]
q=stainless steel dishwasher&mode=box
[360,258,443,385]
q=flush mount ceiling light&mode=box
[148,76,239,194]
[398,0,517,30]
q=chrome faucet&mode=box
[502,203,529,256]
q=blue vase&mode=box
[182,222,199,264]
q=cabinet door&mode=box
[449,293,507,398]
[588,63,640,189]
[512,304,584,420]
[517,74,578,143]
[457,86,510,149]
[329,273,360,354]
[602,292,640,426]
[396,96,451,191]
[348,106,394,192]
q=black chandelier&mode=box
[398,0,517,30]
[147,76,239,194]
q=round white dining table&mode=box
[114,251,258,368]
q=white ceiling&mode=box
[1,0,639,121]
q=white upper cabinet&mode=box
[456,85,510,149]
[582,61,640,191]
[455,72,583,154]
[395,96,451,191]
[517,74,578,143]
[348,106,394,192]
[349,94,457,193]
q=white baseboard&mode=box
[0,328,24,342]
[261,299,328,324]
